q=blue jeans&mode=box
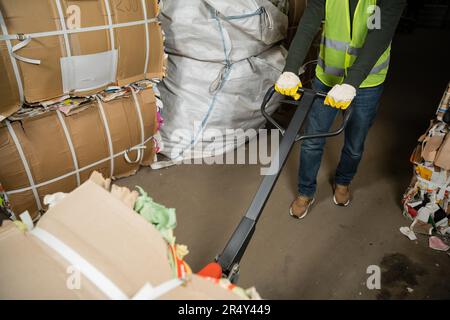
[298,77,384,198]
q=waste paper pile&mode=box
[401,82,450,254]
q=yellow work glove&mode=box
[274,72,302,100]
[324,84,356,110]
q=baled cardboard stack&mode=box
[0,0,166,219]
[0,0,165,119]
[0,87,158,218]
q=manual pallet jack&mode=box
[213,86,353,283]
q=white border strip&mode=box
[55,0,72,57]
[0,18,158,41]
[104,0,116,50]
[131,88,145,164]
[56,110,81,186]
[31,227,128,300]
[5,121,42,211]
[11,38,41,64]
[141,0,150,75]
[96,97,115,177]
[31,226,183,300]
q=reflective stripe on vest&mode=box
[317,55,391,77]
[320,36,362,56]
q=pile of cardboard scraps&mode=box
[0,171,260,300]
[401,82,450,253]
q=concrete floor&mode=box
[118,28,450,299]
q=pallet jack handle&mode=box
[261,86,353,140]
[215,86,353,282]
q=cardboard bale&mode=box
[0,26,20,121]
[0,0,165,118]
[0,181,242,300]
[0,87,158,219]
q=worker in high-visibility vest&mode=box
[275,0,406,219]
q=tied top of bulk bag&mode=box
[205,0,287,45]
[160,0,287,63]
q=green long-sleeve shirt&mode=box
[284,0,406,88]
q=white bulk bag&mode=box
[159,46,286,160]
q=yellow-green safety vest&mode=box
[315,0,391,88]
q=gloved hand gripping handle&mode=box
[261,86,354,141]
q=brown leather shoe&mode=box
[333,184,351,207]
[289,195,315,219]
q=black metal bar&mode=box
[262,88,329,137]
[295,107,353,141]
[246,91,316,222]
[260,87,284,133]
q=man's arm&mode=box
[284,0,325,75]
[344,0,407,88]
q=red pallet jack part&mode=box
[214,85,353,283]
[197,262,223,279]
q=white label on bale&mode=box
[60,49,118,93]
